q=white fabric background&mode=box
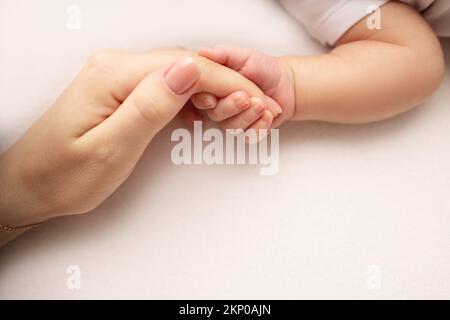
[0,0,449,299]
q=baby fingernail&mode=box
[267,98,283,116]
[275,103,283,114]
[251,97,265,114]
[203,95,216,109]
[164,57,199,95]
[262,111,272,124]
[235,92,249,109]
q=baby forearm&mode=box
[282,40,444,124]
[283,1,445,124]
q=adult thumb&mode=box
[94,57,200,149]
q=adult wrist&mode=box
[0,152,49,228]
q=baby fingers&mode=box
[206,91,251,122]
[191,92,217,110]
[221,97,266,130]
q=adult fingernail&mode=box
[164,57,199,95]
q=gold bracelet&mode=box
[0,221,45,232]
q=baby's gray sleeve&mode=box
[279,0,389,46]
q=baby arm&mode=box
[194,1,445,125]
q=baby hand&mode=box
[190,90,279,133]
[191,45,296,129]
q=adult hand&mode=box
[0,49,271,229]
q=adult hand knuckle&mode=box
[85,48,117,72]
